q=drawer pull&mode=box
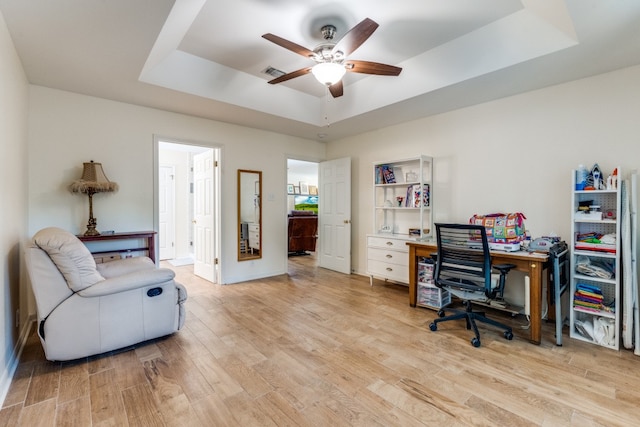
[386,267,393,271]
[386,242,393,246]
[386,254,393,258]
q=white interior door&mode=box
[158,165,176,260]
[193,150,216,282]
[318,157,351,274]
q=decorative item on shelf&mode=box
[396,196,404,207]
[379,225,392,233]
[384,200,393,207]
[308,185,318,195]
[299,182,309,194]
[293,186,300,195]
[405,171,418,182]
[69,160,118,236]
[287,184,294,194]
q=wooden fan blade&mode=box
[345,60,402,76]
[267,67,313,84]
[332,18,379,57]
[262,33,315,58]
[328,80,344,98]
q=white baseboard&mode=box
[0,316,34,407]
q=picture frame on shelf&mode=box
[293,186,300,195]
[287,184,294,194]
[309,185,318,195]
[299,182,309,194]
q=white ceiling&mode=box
[2,0,639,142]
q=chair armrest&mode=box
[96,256,156,278]
[77,268,175,297]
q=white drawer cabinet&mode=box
[367,234,410,285]
[248,223,260,253]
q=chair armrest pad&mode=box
[96,257,156,278]
[77,268,175,297]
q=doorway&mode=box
[155,138,221,284]
[287,158,319,264]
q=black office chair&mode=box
[429,223,516,347]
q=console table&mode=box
[78,231,156,263]
[406,241,549,345]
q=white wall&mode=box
[0,9,29,404]
[27,86,326,285]
[327,64,640,305]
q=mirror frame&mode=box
[237,169,262,261]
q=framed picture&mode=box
[299,182,309,194]
[293,186,300,195]
[308,185,318,195]
[287,183,294,194]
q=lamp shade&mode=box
[311,62,346,86]
[70,161,118,194]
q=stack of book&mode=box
[375,165,397,184]
[405,184,429,207]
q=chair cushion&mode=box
[33,227,104,292]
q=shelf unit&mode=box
[367,155,433,285]
[569,168,621,350]
[78,231,156,264]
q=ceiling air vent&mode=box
[262,66,285,78]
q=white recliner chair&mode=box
[24,227,187,361]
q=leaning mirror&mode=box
[238,169,262,261]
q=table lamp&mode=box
[70,160,118,236]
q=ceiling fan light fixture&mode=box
[311,62,346,86]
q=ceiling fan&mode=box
[262,18,402,98]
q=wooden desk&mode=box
[406,241,549,345]
[78,231,156,263]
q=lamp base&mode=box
[83,217,100,236]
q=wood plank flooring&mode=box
[2,254,640,426]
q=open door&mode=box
[158,165,176,260]
[318,157,351,274]
[193,149,217,282]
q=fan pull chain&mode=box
[324,86,331,127]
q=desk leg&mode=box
[529,261,543,345]
[409,245,417,307]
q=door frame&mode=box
[153,135,222,283]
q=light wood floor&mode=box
[2,254,640,426]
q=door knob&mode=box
[343,219,351,224]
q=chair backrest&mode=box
[24,242,74,321]
[435,223,492,296]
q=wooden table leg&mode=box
[529,260,543,344]
[409,245,417,307]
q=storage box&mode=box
[574,210,603,220]
[409,228,430,237]
[418,261,434,282]
[417,282,451,309]
[92,252,121,264]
